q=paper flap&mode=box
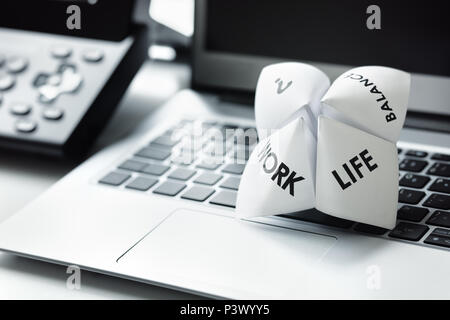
[236,118,316,218]
[321,66,410,143]
[315,116,398,229]
[255,62,330,138]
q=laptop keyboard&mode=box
[98,119,450,251]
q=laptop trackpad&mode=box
[117,209,337,298]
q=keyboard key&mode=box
[196,158,222,170]
[194,172,223,185]
[15,119,37,133]
[168,168,196,181]
[207,125,235,141]
[203,141,231,156]
[388,222,429,241]
[405,150,428,158]
[153,181,186,196]
[424,233,450,248]
[398,188,426,204]
[422,193,450,210]
[135,147,171,161]
[118,159,147,172]
[210,190,237,208]
[181,186,215,202]
[171,152,196,166]
[43,108,64,120]
[126,177,158,191]
[220,176,241,190]
[399,173,430,189]
[397,205,429,222]
[426,211,450,228]
[150,134,180,148]
[428,178,450,194]
[222,163,245,175]
[6,56,28,73]
[178,137,205,152]
[233,128,258,146]
[431,153,450,162]
[432,228,450,238]
[51,46,72,58]
[10,103,32,116]
[141,163,170,176]
[354,223,388,235]
[232,146,253,161]
[0,72,15,91]
[99,172,130,186]
[82,49,104,63]
[399,158,428,172]
[427,162,450,177]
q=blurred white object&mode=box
[148,44,177,61]
[149,0,194,37]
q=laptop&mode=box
[0,0,449,299]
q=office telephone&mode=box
[0,0,148,158]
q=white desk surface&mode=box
[0,61,200,299]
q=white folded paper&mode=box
[236,63,410,229]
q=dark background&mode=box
[206,0,450,77]
[0,0,135,41]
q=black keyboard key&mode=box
[399,173,430,189]
[153,181,186,196]
[118,159,147,172]
[181,186,215,202]
[220,176,241,190]
[398,188,426,204]
[388,222,429,241]
[426,211,450,228]
[125,177,158,191]
[428,178,450,194]
[432,228,450,237]
[222,163,245,175]
[194,172,223,185]
[399,158,428,172]
[281,209,354,229]
[354,223,388,235]
[427,162,450,177]
[99,171,131,186]
[405,150,428,158]
[150,134,180,148]
[397,205,429,222]
[423,193,450,210]
[424,233,450,248]
[431,153,450,162]
[168,168,196,181]
[196,158,222,170]
[209,190,237,208]
[141,163,170,176]
[135,147,171,161]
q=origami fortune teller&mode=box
[236,62,411,229]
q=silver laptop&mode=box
[0,0,449,299]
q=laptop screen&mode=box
[206,0,449,78]
[193,0,450,117]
